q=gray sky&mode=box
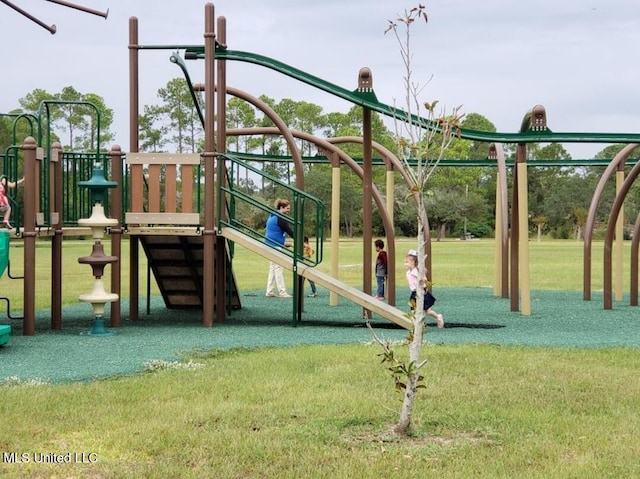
[2,0,640,158]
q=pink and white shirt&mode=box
[406,266,419,292]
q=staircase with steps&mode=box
[139,235,241,310]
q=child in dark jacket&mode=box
[374,239,388,299]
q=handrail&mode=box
[180,46,640,145]
[217,153,325,325]
[10,113,38,144]
[0,112,37,146]
[169,52,205,128]
[37,100,102,155]
[216,153,324,267]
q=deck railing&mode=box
[124,152,203,229]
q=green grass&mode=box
[233,237,623,292]
[1,344,639,478]
[2,237,638,477]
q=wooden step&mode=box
[139,235,241,311]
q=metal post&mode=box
[215,14,227,322]
[202,2,216,327]
[21,137,37,335]
[362,107,372,320]
[109,145,123,327]
[128,16,140,320]
[51,142,63,329]
[510,162,520,312]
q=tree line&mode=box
[2,79,639,240]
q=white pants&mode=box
[266,261,287,294]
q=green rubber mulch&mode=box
[1,288,638,383]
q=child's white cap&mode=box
[407,249,418,256]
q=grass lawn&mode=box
[195,237,631,293]
[1,237,638,478]
[1,344,639,478]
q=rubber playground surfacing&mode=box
[1,287,639,383]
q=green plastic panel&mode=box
[0,230,9,278]
[0,325,10,346]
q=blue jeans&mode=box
[375,276,386,297]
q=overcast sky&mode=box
[2,0,640,158]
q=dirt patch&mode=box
[342,423,491,449]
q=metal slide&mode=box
[219,227,412,330]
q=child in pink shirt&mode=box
[404,250,444,328]
[0,176,24,229]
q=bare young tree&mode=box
[369,4,463,436]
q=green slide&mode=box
[0,230,11,345]
[0,230,9,278]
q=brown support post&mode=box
[359,67,374,319]
[50,142,63,329]
[128,16,140,320]
[362,107,372,320]
[215,14,227,322]
[109,145,123,327]
[202,2,216,327]
[216,233,227,318]
[509,158,520,312]
[21,137,37,335]
[128,17,139,153]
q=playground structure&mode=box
[4,2,640,338]
[130,4,640,320]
